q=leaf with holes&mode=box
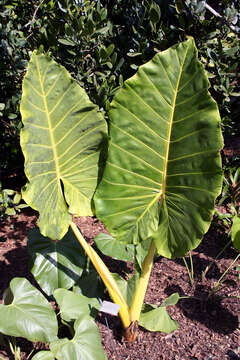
[20,51,107,240]
[95,38,223,258]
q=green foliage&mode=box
[0,278,58,343]
[95,38,223,259]
[27,228,87,296]
[1,0,239,182]
[20,51,107,239]
[0,182,27,218]
[0,278,106,360]
[232,214,240,251]
[1,1,239,355]
[94,232,135,262]
[139,303,178,333]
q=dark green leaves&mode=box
[27,227,86,296]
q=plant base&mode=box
[124,321,139,342]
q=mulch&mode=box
[0,210,239,360]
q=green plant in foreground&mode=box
[0,38,223,359]
[0,182,28,218]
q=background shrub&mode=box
[0,0,239,190]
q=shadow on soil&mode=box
[165,284,239,335]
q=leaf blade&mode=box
[20,52,107,239]
[95,38,223,258]
[50,316,107,360]
[0,278,58,342]
[27,227,86,296]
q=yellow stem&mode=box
[130,240,156,322]
[70,222,131,329]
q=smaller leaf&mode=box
[50,315,107,360]
[54,288,100,322]
[31,351,55,360]
[0,278,58,342]
[8,113,17,119]
[106,44,115,57]
[136,238,152,268]
[3,189,14,196]
[111,273,139,307]
[73,267,104,299]
[94,233,134,262]
[161,293,180,307]
[5,208,16,216]
[139,304,178,333]
[232,215,240,252]
[13,193,21,205]
[58,38,76,46]
[149,3,161,24]
[27,227,86,296]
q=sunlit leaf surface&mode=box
[20,52,106,239]
[95,38,223,258]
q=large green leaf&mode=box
[0,278,58,342]
[50,315,107,360]
[20,52,107,240]
[95,38,223,258]
[27,227,86,296]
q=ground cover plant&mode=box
[0,37,231,360]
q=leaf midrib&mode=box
[135,43,189,225]
[161,44,189,197]
[36,57,61,186]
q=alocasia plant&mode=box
[0,38,223,358]
[94,37,223,329]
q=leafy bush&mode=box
[1,0,239,187]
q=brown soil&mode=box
[0,210,239,360]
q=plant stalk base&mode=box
[124,321,139,342]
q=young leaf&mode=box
[0,278,58,342]
[112,273,139,307]
[139,304,178,333]
[95,38,223,259]
[160,293,180,307]
[27,227,86,296]
[20,52,107,240]
[94,232,135,262]
[50,315,107,360]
